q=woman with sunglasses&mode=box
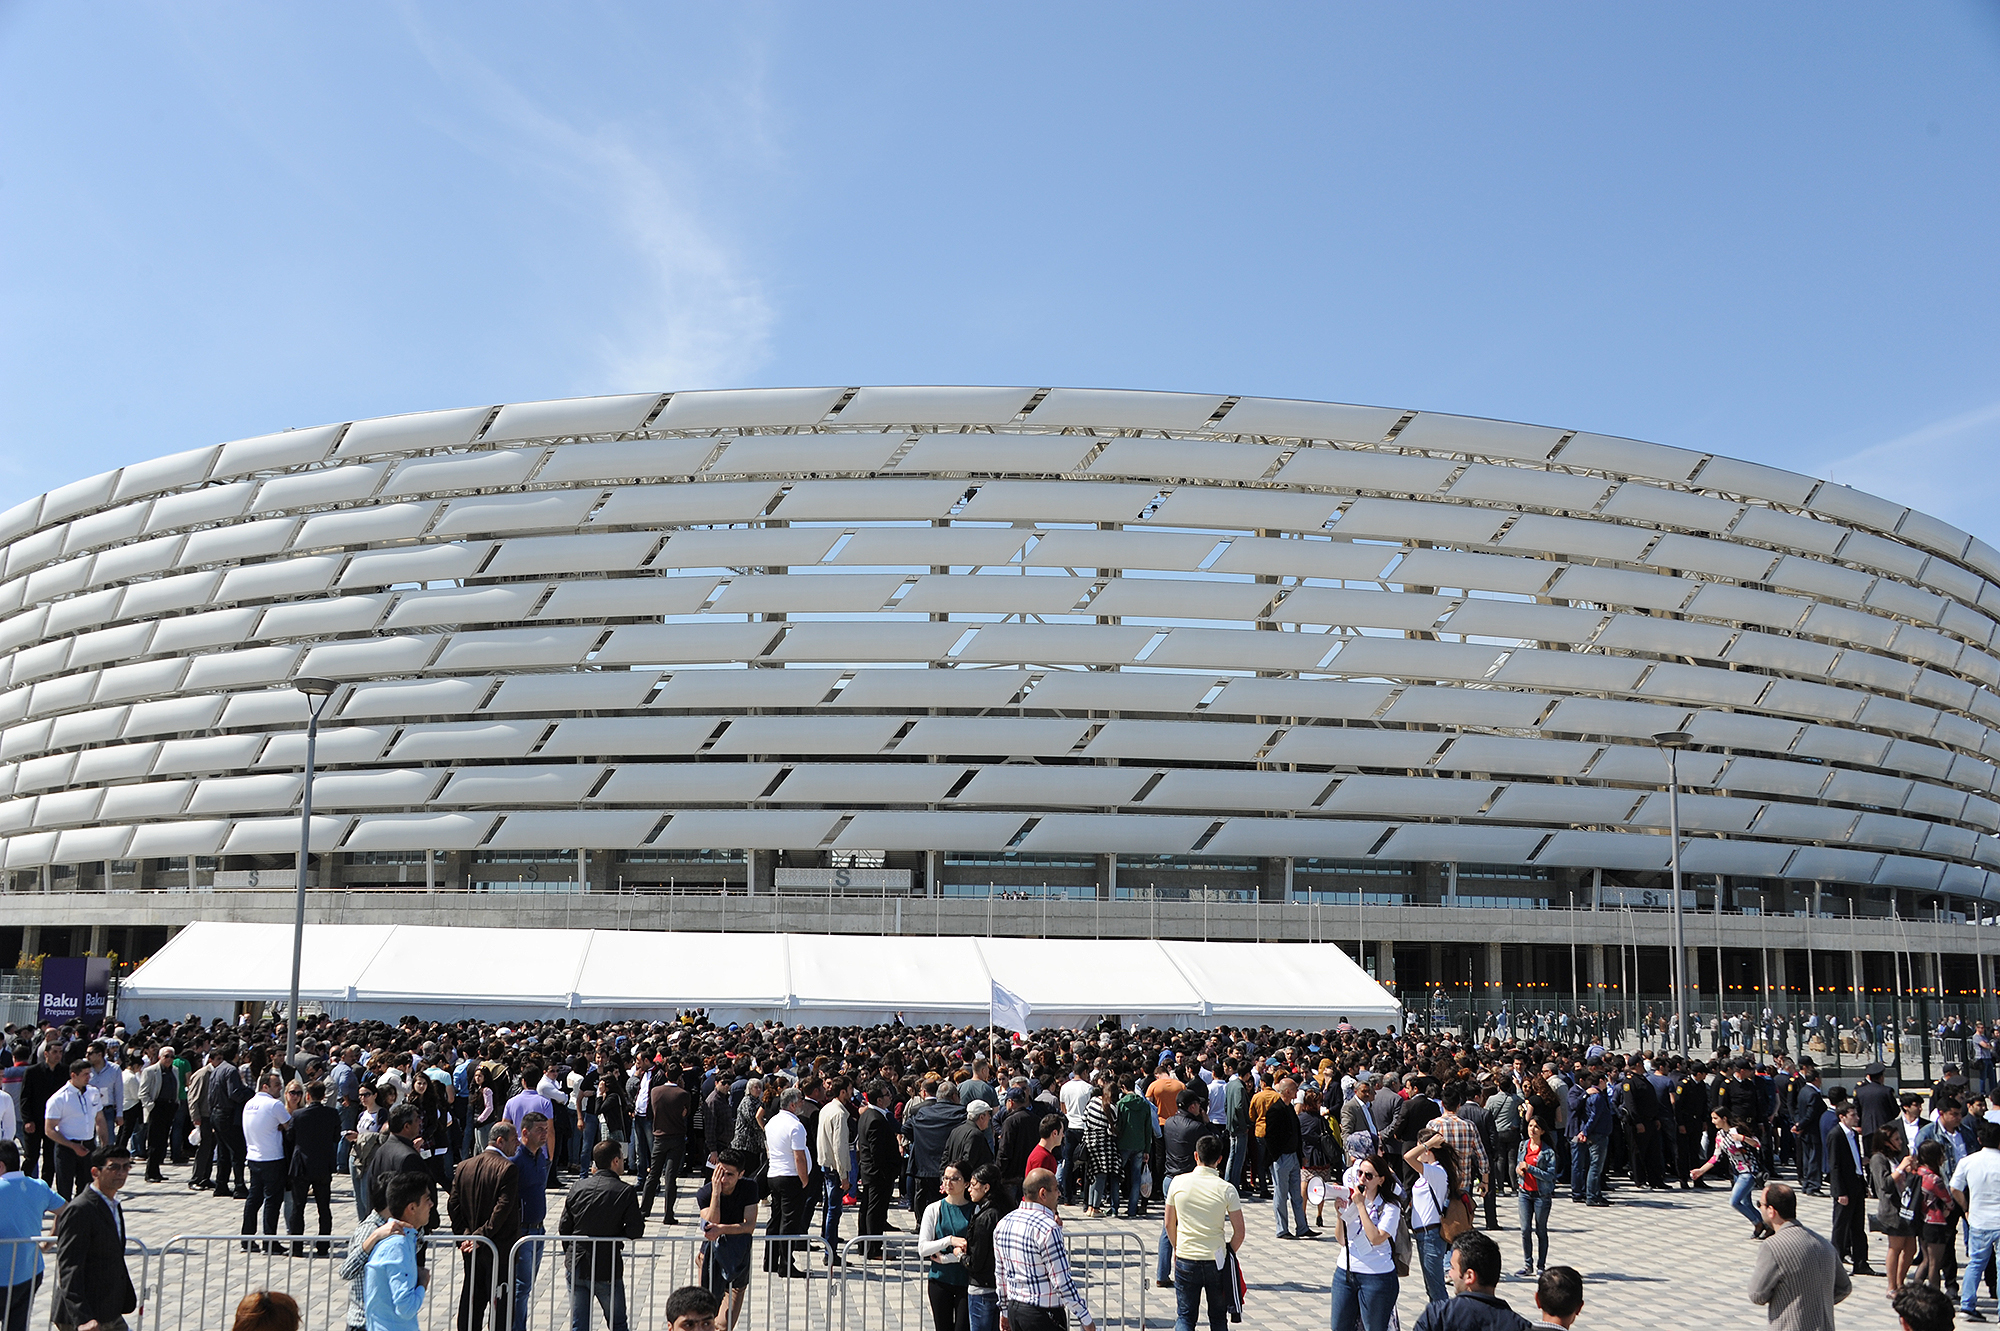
[1329,1153,1402,1331]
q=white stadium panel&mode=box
[55,825,134,863]
[340,542,494,589]
[1827,650,1921,693]
[339,676,494,719]
[487,810,660,850]
[771,480,966,521]
[833,526,1032,568]
[1021,671,1208,714]
[1017,814,1213,854]
[1440,599,1604,643]
[1635,661,1767,707]
[187,773,303,815]
[1446,465,1609,511]
[1140,770,1332,811]
[1275,449,1457,494]
[141,610,255,657]
[1143,629,1333,673]
[1827,768,1918,809]
[485,392,662,441]
[1025,529,1221,571]
[710,574,904,614]
[1275,587,1453,631]
[1264,728,1444,769]
[1388,549,1561,596]
[386,721,548,762]
[651,809,840,849]
[14,753,73,792]
[1883,738,1956,780]
[1491,650,1646,693]
[539,438,718,484]
[1319,776,1496,817]
[1082,720,1274,762]
[1209,678,1393,719]
[1770,555,1875,601]
[1800,602,1899,651]
[49,705,126,748]
[1627,791,1762,832]
[126,820,230,858]
[346,811,497,851]
[113,445,219,503]
[595,623,781,665]
[708,715,905,755]
[651,668,837,710]
[1713,756,1828,798]
[484,671,660,713]
[121,569,227,621]
[255,726,395,769]
[900,717,1090,756]
[1695,456,1820,506]
[1874,854,1947,889]
[255,594,391,640]
[1216,398,1403,443]
[212,423,344,478]
[1759,678,1866,724]
[432,492,598,538]
[215,555,343,604]
[652,387,846,431]
[828,669,1026,710]
[435,765,604,805]
[34,788,100,826]
[121,694,226,738]
[309,769,448,809]
[1546,565,1696,612]
[45,586,122,636]
[1542,696,1693,739]
[1650,534,1781,583]
[1677,839,1799,878]
[1436,735,1598,777]
[386,585,549,630]
[224,814,351,854]
[1389,413,1565,462]
[1500,514,1653,562]
[536,578,716,621]
[179,517,299,567]
[592,482,782,529]
[895,575,1091,616]
[298,636,438,679]
[836,386,1037,426]
[1584,744,1724,786]
[540,716,718,757]
[1209,536,1398,581]
[770,764,965,804]
[1376,825,1546,865]
[655,527,837,568]
[1377,686,1553,728]
[957,623,1154,666]
[29,669,100,717]
[590,763,782,805]
[153,733,266,775]
[958,480,1165,525]
[1727,632,1840,676]
[771,621,967,663]
[1482,785,1642,825]
[1336,498,1508,545]
[67,620,156,668]
[146,480,255,531]
[709,435,900,475]
[894,434,1096,474]
[1837,528,1931,580]
[1535,830,1671,871]
[1599,483,1741,531]
[1086,439,1279,482]
[335,406,490,457]
[1030,388,1226,431]
[832,811,1027,850]
[100,781,192,820]
[251,464,386,514]
[1201,818,1390,858]
[1731,507,1845,556]
[1561,433,1706,482]
[950,766,1154,808]
[294,502,438,550]
[1329,637,1507,682]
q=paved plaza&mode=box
[75,1158,1922,1330]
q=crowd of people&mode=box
[0,1001,1988,1331]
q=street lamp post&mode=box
[1654,731,1695,1058]
[285,677,340,1073]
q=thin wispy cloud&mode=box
[1823,399,2000,535]
[399,14,775,393]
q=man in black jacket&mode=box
[995,1087,1041,1203]
[1856,1062,1899,1140]
[19,1044,66,1185]
[286,1081,343,1257]
[854,1080,900,1258]
[559,1139,645,1331]
[205,1044,250,1200]
[1827,1101,1874,1278]
[1792,1067,1828,1197]
[52,1145,139,1331]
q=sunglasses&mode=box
[1354,1170,1378,1181]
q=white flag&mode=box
[990,980,1032,1034]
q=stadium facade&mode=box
[2,385,1998,1013]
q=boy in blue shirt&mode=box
[365,1171,434,1331]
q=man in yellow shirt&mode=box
[1165,1135,1244,1331]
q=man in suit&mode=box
[52,1145,139,1331]
[1827,1101,1875,1278]
[449,1119,522,1331]
[640,1063,692,1223]
[1748,1182,1851,1330]
[1792,1067,1828,1197]
[1856,1062,1899,1140]
[854,1079,900,1258]
[286,1080,344,1257]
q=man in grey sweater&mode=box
[1749,1182,1851,1331]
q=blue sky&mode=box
[2,4,1996,540]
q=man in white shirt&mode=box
[816,1078,854,1259]
[240,1071,293,1252]
[84,1043,123,1150]
[1059,1068,1094,1206]
[41,1060,104,1201]
[762,1087,811,1278]
[1952,1118,2000,1321]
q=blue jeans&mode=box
[822,1174,846,1250]
[1226,1135,1249,1194]
[629,1120,650,1180]
[1728,1172,1760,1227]
[1155,1174,1181,1282]
[1058,1126,1084,1203]
[1174,1254,1230,1331]
[567,1272,627,1331]
[1582,1138,1607,1202]
[1123,1150,1149,1217]
[1329,1266,1397,1331]
[1517,1192,1551,1269]
[968,1289,999,1331]
[1090,1167,1121,1216]
[335,1101,359,1174]
[1966,1226,1999,1314]
[1414,1224,1449,1304]
[1272,1152,1307,1235]
[512,1225,545,1331]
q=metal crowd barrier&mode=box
[0,1234,154,1331]
[834,1228,1146,1330]
[506,1232,834,1331]
[152,1232,495,1331]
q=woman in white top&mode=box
[1329,1152,1402,1331]
[1402,1133,1462,1304]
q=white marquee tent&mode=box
[120,921,1402,1029]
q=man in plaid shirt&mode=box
[1427,1085,1491,1201]
[994,1168,1095,1331]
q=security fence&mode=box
[152,1232,495,1331]
[0,1235,154,1331]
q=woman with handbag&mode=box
[1912,1139,1957,1291]
[1867,1124,1918,1295]
[1401,1132,1463,1304]
[1689,1109,1764,1236]
[1299,1089,1341,1230]
[1329,1153,1403,1331]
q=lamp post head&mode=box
[1652,731,1694,750]
[294,677,340,719]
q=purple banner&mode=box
[39,957,111,1027]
